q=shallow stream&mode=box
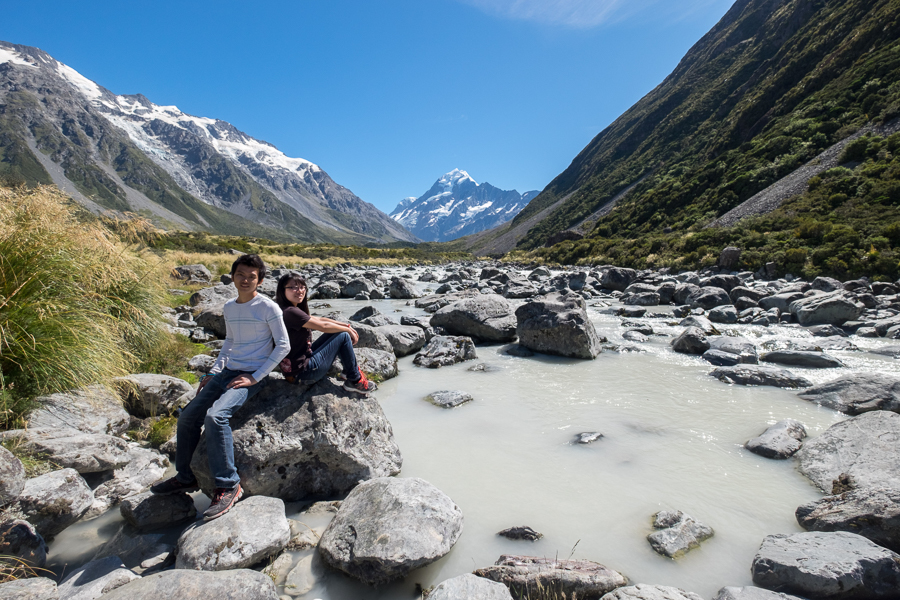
[48,272,900,599]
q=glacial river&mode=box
[48,271,900,599]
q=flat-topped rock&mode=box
[796,487,900,552]
[426,390,473,408]
[9,468,93,538]
[413,335,478,368]
[4,427,130,473]
[114,374,194,418]
[476,555,627,600]
[515,291,603,359]
[647,510,714,558]
[789,291,864,326]
[713,586,806,600]
[318,477,463,585]
[27,385,129,436]
[176,496,290,571]
[376,324,427,356]
[751,531,900,599]
[93,569,279,600]
[797,373,900,414]
[745,420,806,459]
[760,350,844,369]
[430,294,517,343]
[0,577,59,600]
[796,411,900,492]
[710,366,812,388]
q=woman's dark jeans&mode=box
[299,331,360,384]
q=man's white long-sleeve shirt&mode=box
[210,294,289,382]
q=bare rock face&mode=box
[28,385,129,436]
[0,446,25,506]
[85,445,169,518]
[3,427,130,474]
[795,411,900,492]
[176,496,291,571]
[515,291,603,359]
[795,487,900,553]
[751,531,900,599]
[430,294,518,343]
[647,510,714,558]
[0,577,59,600]
[797,373,900,415]
[476,555,627,600]
[318,477,463,586]
[413,335,478,368]
[602,584,704,600]
[329,347,399,381]
[745,420,807,459]
[115,374,194,418]
[10,468,93,538]
[191,378,402,500]
[92,569,279,600]
[428,574,514,600]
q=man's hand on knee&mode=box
[226,375,257,389]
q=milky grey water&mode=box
[48,274,900,599]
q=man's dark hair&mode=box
[230,254,267,281]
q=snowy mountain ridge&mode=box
[391,169,538,242]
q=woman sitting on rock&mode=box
[275,272,377,394]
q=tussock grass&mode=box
[0,185,167,428]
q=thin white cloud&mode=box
[456,0,724,28]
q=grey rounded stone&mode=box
[195,303,226,338]
[6,427,130,474]
[685,286,732,310]
[751,531,900,599]
[796,411,900,492]
[120,491,196,531]
[760,350,844,369]
[425,391,473,408]
[57,556,139,600]
[796,487,900,553]
[176,496,291,571]
[789,291,864,326]
[173,264,212,283]
[413,335,478,368]
[797,373,900,415]
[745,420,806,459]
[602,584,703,600]
[351,322,395,354]
[428,574,514,600]
[647,510,714,558]
[115,374,194,418]
[318,477,463,585]
[710,366,812,389]
[709,305,739,324]
[377,324,427,356]
[94,569,279,600]
[389,276,421,299]
[330,347,398,381]
[713,586,805,600]
[0,446,25,507]
[28,385,130,436]
[678,315,718,335]
[191,379,402,500]
[430,294,517,343]
[85,445,169,518]
[703,349,742,366]
[0,577,59,600]
[11,468,93,538]
[189,285,237,308]
[671,327,710,354]
[515,291,603,359]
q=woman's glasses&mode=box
[286,286,306,293]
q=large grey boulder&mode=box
[389,276,420,299]
[57,556,139,600]
[318,477,463,585]
[413,335,478,368]
[745,420,806,459]
[789,291,864,326]
[710,366,812,389]
[28,385,129,436]
[377,324,427,357]
[678,315,718,335]
[713,586,806,600]
[4,428,130,473]
[194,302,226,337]
[0,447,25,507]
[85,446,169,518]
[191,379,401,500]
[476,555,627,600]
[759,293,805,313]
[671,327,710,355]
[330,347,399,381]
[760,351,844,369]
[601,584,703,600]
[428,574,514,600]
[647,510,714,558]
[709,305,739,324]
[115,374,194,418]
[312,281,341,299]
[341,277,376,298]
[176,496,290,571]
[686,286,732,310]
[430,294,517,343]
[796,411,900,492]
[189,284,237,308]
[796,487,900,553]
[94,569,279,600]
[173,264,212,283]
[708,336,759,363]
[352,322,395,354]
[0,519,48,568]
[10,468,93,538]
[515,291,603,359]
[0,577,59,600]
[751,531,900,599]
[600,267,636,291]
[120,491,196,532]
[797,373,900,415]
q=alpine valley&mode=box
[0,41,417,245]
[390,169,537,242]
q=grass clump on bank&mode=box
[0,185,168,429]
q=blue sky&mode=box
[3,0,736,214]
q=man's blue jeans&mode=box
[174,368,265,489]
[299,332,360,384]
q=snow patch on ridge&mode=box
[0,47,37,69]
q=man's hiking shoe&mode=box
[343,367,377,395]
[203,483,243,520]
[150,476,199,495]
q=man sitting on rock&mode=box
[150,254,289,520]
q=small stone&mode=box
[497,526,543,541]
[575,432,604,444]
[425,391,474,408]
[647,510,714,558]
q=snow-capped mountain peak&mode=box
[438,168,476,190]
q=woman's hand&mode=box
[227,375,257,389]
[347,325,359,345]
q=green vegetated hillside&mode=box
[499,0,900,279]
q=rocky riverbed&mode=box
[2,260,900,600]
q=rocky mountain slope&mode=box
[464,0,900,257]
[0,41,417,244]
[390,169,537,242]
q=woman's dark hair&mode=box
[231,254,267,281]
[276,272,309,314]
